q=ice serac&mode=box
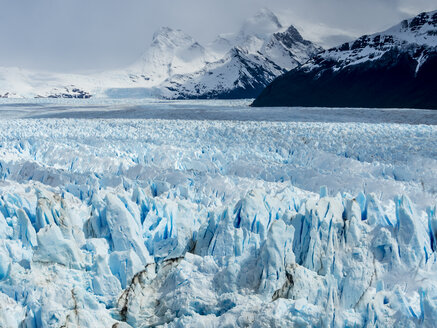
[0,119,437,327]
[252,10,437,109]
[113,187,437,327]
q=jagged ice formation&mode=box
[0,119,436,327]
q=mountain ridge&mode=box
[252,10,437,109]
[160,13,322,99]
[0,9,321,99]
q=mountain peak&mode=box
[240,8,283,37]
[151,27,196,48]
[152,27,175,41]
[253,8,281,24]
[402,10,437,32]
[327,9,437,55]
[274,25,306,46]
[380,10,437,47]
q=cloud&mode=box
[398,0,437,15]
[0,0,435,72]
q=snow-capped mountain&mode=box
[0,9,321,99]
[128,27,219,86]
[161,9,321,99]
[252,10,437,109]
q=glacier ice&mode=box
[0,118,436,327]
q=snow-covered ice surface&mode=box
[1,98,437,125]
[0,99,437,327]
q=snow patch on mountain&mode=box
[308,10,437,71]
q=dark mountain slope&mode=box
[252,11,437,109]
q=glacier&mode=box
[0,111,436,327]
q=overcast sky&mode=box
[0,0,436,72]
